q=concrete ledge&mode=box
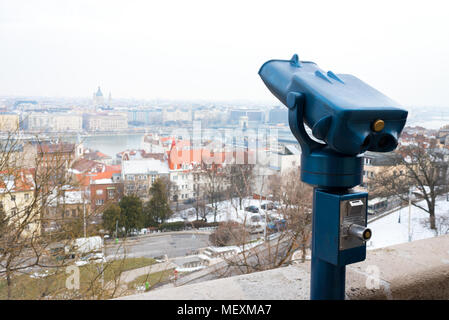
[118,234,449,300]
[346,234,449,299]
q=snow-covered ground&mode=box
[167,198,283,225]
[367,195,449,250]
[168,195,449,252]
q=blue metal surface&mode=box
[300,147,363,188]
[312,189,368,266]
[311,189,368,299]
[285,90,363,188]
[258,54,407,300]
[259,54,408,156]
[310,257,346,300]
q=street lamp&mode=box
[408,187,412,242]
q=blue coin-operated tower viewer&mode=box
[259,55,408,300]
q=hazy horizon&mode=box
[1,0,449,107]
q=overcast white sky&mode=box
[0,0,448,106]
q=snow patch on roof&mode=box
[122,159,169,175]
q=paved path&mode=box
[119,261,178,284]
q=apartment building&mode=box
[162,108,192,124]
[122,159,169,200]
[360,151,404,188]
[0,113,20,132]
[167,145,245,203]
[89,172,123,213]
[127,109,163,125]
[0,140,37,169]
[45,189,90,233]
[83,113,128,132]
[25,113,82,132]
[0,170,40,238]
[267,144,301,174]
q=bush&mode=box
[157,220,220,232]
[188,220,219,229]
[158,221,185,232]
[208,221,247,246]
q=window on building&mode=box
[96,189,103,195]
[96,199,104,206]
[72,209,76,217]
[108,190,115,198]
[24,193,30,200]
[11,195,16,201]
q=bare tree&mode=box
[0,132,80,298]
[369,139,449,231]
[0,132,147,300]
[267,168,313,263]
[202,163,228,222]
[207,167,313,278]
[227,163,255,210]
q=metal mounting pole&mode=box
[310,188,345,300]
[310,256,346,300]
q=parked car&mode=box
[75,252,106,266]
[50,246,67,261]
[139,228,148,235]
[245,205,259,213]
[261,202,277,210]
[267,219,287,232]
[244,214,266,234]
[65,236,104,259]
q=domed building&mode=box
[93,86,104,106]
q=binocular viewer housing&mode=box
[259,55,408,188]
[259,55,408,156]
[258,55,406,298]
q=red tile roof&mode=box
[167,145,255,170]
[0,169,35,192]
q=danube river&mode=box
[61,127,300,160]
[54,113,449,162]
[64,133,145,158]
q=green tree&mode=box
[119,195,144,235]
[102,203,122,236]
[144,178,172,227]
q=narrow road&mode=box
[105,232,211,260]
